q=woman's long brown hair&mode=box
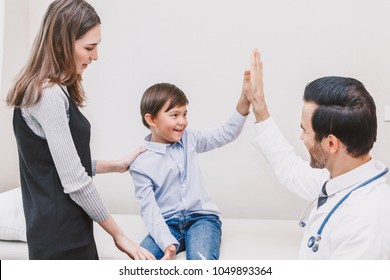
[6,0,100,108]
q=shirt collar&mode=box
[326,159,386,196]
[144,134,184,154]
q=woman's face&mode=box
[74,24,101,75]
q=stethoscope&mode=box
[298,167,389,253]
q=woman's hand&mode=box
[99,215,155,260]
[113,233,156,260]
[96,146,146,174]
[115,146,146,173]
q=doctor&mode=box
[244,50,390,259]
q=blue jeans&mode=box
[140,213,222,260]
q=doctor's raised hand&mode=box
[242,49,269,122]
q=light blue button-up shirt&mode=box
[130,109,248,251]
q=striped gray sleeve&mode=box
[92,160,97,176]
[22,84,110,222]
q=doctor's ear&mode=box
[144,113,156,128]
[326,134,341,153]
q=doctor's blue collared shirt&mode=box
[130,109,247,251]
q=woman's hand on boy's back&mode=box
[96,146,146,174]
[116,146,147,172]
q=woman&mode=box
[6,0,154,260]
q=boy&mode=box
[130,82,250,259]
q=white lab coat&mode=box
[252,117,390,259]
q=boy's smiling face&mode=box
[148,101,188,144]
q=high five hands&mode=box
[242,49,270,122]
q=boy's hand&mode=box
[161,244,177,260]
[236,73,251,116]
[236,77,251,116]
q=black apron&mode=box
[13,88,98,259]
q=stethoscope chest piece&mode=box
[308,235,321,252]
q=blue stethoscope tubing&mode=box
[307,167,389,253]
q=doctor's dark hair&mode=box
[303,76,376,157]
[140,83,189,129]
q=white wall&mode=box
[0,0,30,191]
[1,0,390,220]
[0,0,4,82]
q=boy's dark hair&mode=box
[140,83,189,129]
[304,76,377,157]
